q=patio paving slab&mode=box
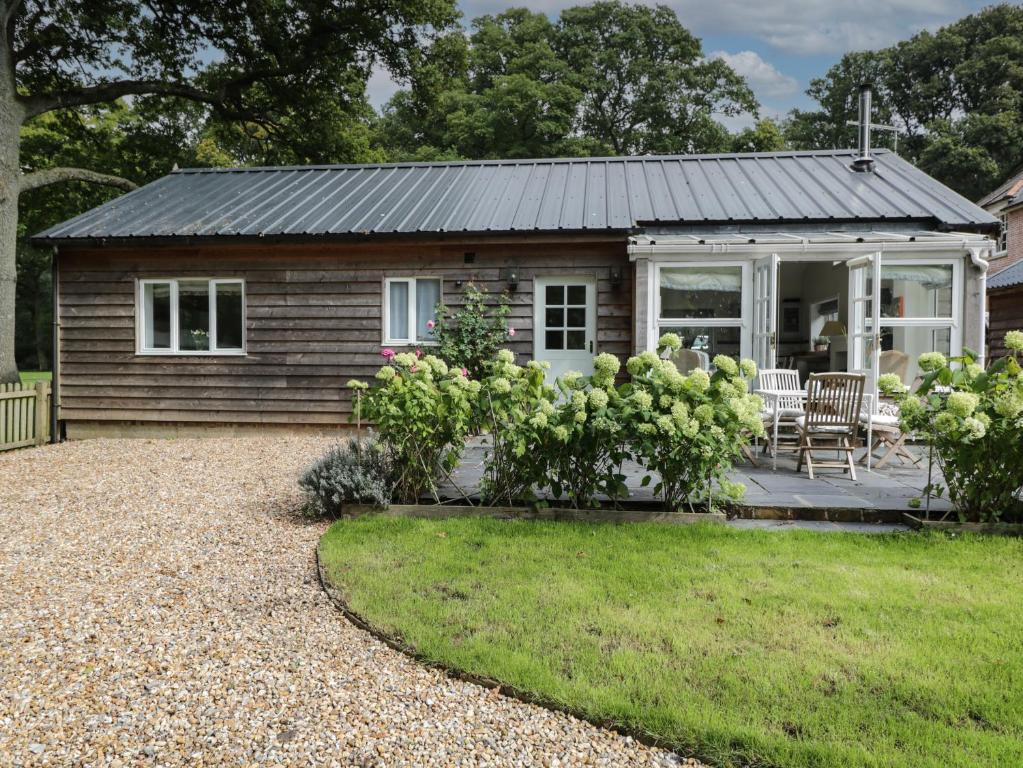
[450,440,948,515]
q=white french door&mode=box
[848,252,882,397]
[752,253,779,371]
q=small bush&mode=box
[479,350,631,509]
[351,352,477,504]
[430,283,513,379]
[299,438,394,516]
[625,334,764,511]
[891,332,1023,522]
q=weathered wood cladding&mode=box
[57,238,633,426]
[988,287,1023,360]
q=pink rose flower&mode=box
[461,367,468,377]
[381,348,395,359]
[508,327,516,337]
[415,349,423,358]
[410,365,418,373]
[426,319,435,330]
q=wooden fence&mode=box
[0,381,51,452]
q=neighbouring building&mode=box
[978,165,1023,275]
[34,146,998,439]
[979,167,1023,358]
[987,259,1023,359]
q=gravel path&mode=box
[0,438,690,767]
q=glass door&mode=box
[752,253,779,371]
[848,252,881,399]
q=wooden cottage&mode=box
[33,149,997,438]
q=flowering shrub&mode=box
[431,283,513,378]
[479,350,630,508]
[542,353,632,508]
[624,334,764,511]
[350,352,477,504]
[889,332,1023,522]
[477,350,558,505]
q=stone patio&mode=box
[445,438,953,521]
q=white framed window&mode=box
[653,262,750,368]
[137,278,246,355]
[383,277,441,345]
[999,213,1008,253]
[870,257,963,385]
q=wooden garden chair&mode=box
[794,373,865,480]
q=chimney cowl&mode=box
[851,82,874,173]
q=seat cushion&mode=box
[862,413,900,427]
[794,415,853,434]
[762,406,804,419]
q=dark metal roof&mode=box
[34,149,998,244]
[989,259,1023,291]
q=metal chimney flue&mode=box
[852,83,874,172]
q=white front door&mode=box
[848,252,882,397]
[534,276,596,382]
[752,253,779,371]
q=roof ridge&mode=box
[172,148,883,175]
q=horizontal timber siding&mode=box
[58,238,632,426]
[988,286,1023,360]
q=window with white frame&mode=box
[384,277,441,344]
[872,261,960,385]
[999,213,1008,252]
[138,279,245,354]
[656,265,744,367]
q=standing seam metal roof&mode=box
[33,149,998,242]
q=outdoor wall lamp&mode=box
[609,266,623,289]
[502,267,520,291]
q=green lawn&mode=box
[18,370,51,384]
[319,518,1023,768]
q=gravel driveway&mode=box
[0,438,688,767]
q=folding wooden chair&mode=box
[861,400,921,469]
[795,373,865,480]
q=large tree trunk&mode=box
[0,40,22,384]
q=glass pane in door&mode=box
[543,283,588,351]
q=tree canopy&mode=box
[0,0,459,380]
[374,2,758,160]
[783,3,1023,200]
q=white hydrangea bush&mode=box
[890,330,1023,522]
[623,334,765,512]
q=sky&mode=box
[366,0,992,130]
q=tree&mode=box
[784,4,1023,200]
[376,2,757,160]
[729,119,787,154]
[556,1,757,155]
[0,0,457,383]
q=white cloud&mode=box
[366,67,401,109]
[710,50,798,98]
